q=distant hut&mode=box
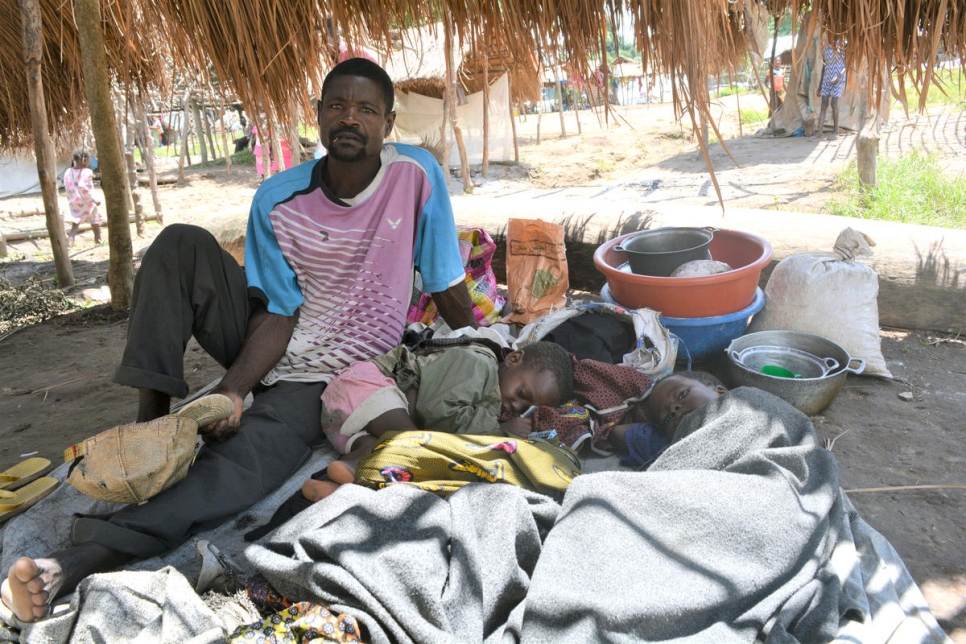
[384,22,539,169]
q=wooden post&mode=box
[220,100,233,175]
[444,14,472,192]
[191,91,209,164]
[857,109,879,188]
[202,95,217,163]
[135,101,163,223]
[555,75,567,137]
[125,150,144,236]
[481,50,490,178]
[178,89,191,181]
[75,0,133,309]
[18,0,73,287]
[508,76,519,162]
[114,104,135,214]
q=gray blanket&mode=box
[2,388,949,643]
[246,387,950,643]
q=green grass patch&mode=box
[891,66,966,112]
[739,107,769,127]
[827,150,966,229]
[187,148,257,170]
[715,86,753,98]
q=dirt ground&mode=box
[1,95,964,640]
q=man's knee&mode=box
[150,223,218,254]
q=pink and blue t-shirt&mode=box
[244,143,465,385]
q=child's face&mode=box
[499,351,561,415]
[647,374,725,436]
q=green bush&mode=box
[828,150,966,229]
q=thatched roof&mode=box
[1,0,964,150]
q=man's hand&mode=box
[201,387,246,443]
[198,304,299,443]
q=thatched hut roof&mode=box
[1,0,964,150]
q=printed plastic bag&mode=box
[408,227,507,327]
[502,218,569,325]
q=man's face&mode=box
[647,374,723,437]
[317,75,395,163]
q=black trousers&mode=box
[76,224,324,557]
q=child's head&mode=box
[71,147,91,169]
[499,341,574,414]
[646,370,727,437]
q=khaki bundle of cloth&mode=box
[64,395,233,505]
[354,430,582,500]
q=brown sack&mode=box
[66,417,199,505]
[502,218,569,325]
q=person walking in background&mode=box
[62,147,102,246]
[812,39,847,141]
[251,117,293,182]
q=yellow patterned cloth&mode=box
[354,431,581,500]
[229,602,364,643]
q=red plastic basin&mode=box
[593,228,772,318]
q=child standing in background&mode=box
[62,147,102,246]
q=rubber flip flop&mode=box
[0,457,52,491]
[0,477,59,524]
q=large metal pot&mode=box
[614,227,715,276]
[726,330,865,415]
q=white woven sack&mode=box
[747,228,892,377]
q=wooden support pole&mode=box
[135,100,164,222]
[481,50,490,179]
[191,91,209,164]
[75,0,133,308]
[18,0,73,286]
[178,89,191,181]
[125,150,144,236]
[444,14,472,192]
[555,75,567,137]
[857,129,879,188]
[508,77,519,162]
[220,100,233,175]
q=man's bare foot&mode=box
[1,557,63,623]
[301,479,339,502]
[1,543,131,624]
[327,460,356,485]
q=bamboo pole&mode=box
[18,0,73,287]
[75,0,133,309]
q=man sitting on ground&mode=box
[2,57,477,624]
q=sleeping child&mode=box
[608,370,727,469]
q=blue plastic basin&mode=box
[602,285,765,361]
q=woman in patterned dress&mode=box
[62,147,103,245]
[812,40,847,140]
